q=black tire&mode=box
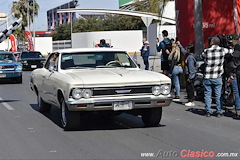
[37,95,51,113]
[60,98,81,131]
[15,75,22,83]
[141,107,162,127]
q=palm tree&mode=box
[149,0,169,16]
[11,0,39,36]
[11,0,39,50]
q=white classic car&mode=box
[30,48,172,130]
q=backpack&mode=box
[163,39,172,53]
[161,39,172,61]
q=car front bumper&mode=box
[65,95,172,111]
[0,71,22,79]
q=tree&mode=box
[133,0,169,16]
[51,15,145,41]
[11,0,39,40]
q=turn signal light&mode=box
[77,104,87,108]
[157,101,165,104]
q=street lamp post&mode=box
[71,12,73,48]
[33,0,35,50]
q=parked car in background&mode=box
[20,51,46,70]
[0,51,22,83]
[30,48,172,130]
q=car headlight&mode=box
[82,89,93,99]
[160,84,171,95]
[72,88,83,99]
[152,86,161,96]
[16,65,22,70]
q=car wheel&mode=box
[15,75,22,84]
[141,107,162,127]
[37,95,51,113]
[60,98,81,131]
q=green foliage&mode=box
[52,15,145,41]
[133,0,169,15]
[11,0,39,41]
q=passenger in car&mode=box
[49,52,59,70]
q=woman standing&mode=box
[168,42,183,101]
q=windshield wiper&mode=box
[66,66,91,69]
[96,65,125,68]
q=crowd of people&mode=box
[140,30,240,118]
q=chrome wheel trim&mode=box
[61,101,67,127]
[37,95,41,107]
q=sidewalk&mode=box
[130,52,162,72]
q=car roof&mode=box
[22,51,41,53]
[55,48,127,54]
[0,51,14,54]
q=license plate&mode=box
[113,101,132,111]
[31,65,37,68]
[0,74,6,78]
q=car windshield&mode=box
[21,52,42,58]
[61,52,137,69]
[0,53,15,62]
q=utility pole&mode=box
[194,0,204,55]
[33,0,35,50]
[27,0,30,31]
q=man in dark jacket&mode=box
[140,38,150,70]
[156,30,171,75]
[226,34,240,116]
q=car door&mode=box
[41,53,58,104]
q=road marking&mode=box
[0,97,15,110]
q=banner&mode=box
[9,34,17,52]
[25,30,34,51]
[176,0,236,48]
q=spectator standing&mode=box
[226,34,240,116]
[178,43,197,106]
[168,42,183,101]
[140,38,150,70]
[156,30,172,75]
[201,37,231,117]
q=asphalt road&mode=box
[0,71,239,160]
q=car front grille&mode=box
[92,86,153,97]
[0,65,14,70]
[26,60,41,65]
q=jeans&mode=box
[231,75,240,110]
[186,74,195,102]
[172,66,183,97]
[203,77,223,114]
[142,56,149,70]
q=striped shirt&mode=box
[201,45,232,79]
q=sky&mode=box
[0,0,119,31]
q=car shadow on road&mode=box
[30,104,165,131]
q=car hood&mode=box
[21,58,46,61]
[63,68,171,87]
[0,60,21,65]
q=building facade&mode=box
[47,0,78,31]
